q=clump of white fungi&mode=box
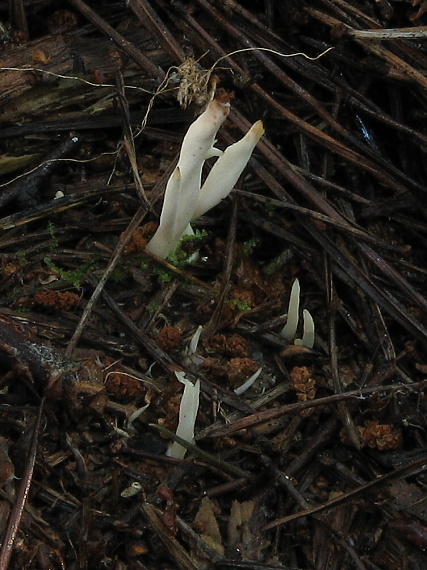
[145,91,264,259]
[280,279,315,349]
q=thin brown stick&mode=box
[128,0,186,64]
[68,0,165,81]
[262,454,427,531]
[204,380,427,438]
[0,399,45,570]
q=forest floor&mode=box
[1,1,427,569]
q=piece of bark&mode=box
[0,31,165,119]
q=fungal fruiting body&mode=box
[144,166,183,260]
[192,120,265,219]
[145,96,230,259]
[280,279,301,340]
[234,366,263,396]
[145,94,264,259]
[281,279,315,349]
[166,372,200,460]
[294,309,315,349]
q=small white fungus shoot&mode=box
[145,93,263,259]
[280,278,300,340]
[145,95,230,259]
[234,367,263,396]
[166,371,200,460]
[294,309,315,349]
[187,325,204,355]
[126,403,150,430]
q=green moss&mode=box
[109,266,129,283]
[263,201,277,213]
[47,220,59,253]
[16,251,27,266]
[243,238,259,255]
[263,249,294,277]
[147,302,159,314]
[43,257,96,289]
[166,229,208,268]
[180,228,207,243]
[227,298,251,312]
[153,267,173,283]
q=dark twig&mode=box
[204,380,427,438]
[0,399,44,570]
[262,454,427,530]
[115,70,151,210]
[128,0,186,64]
[0,133,82,210]
[68,0,165,81]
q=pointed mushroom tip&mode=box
[250,120,265,139]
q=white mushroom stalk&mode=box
[183,325,205,366]
[166,371,200,460]
[145,94,230,259]
[294,309,315,349]
[145,93,264,259]
[192,120,265,219]
[280,279,315,349]
[187,325,204,356]
[234,367,263,396]
[280,279,300,340]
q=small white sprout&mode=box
[280,279,300,340]
[166,371,200,460]
[184,325,204,366]
[294,309,315,349]
[280,279,316,349]
[145,94,264,259]
[126,403,150,430]
[234,367,263,396]
[187,325,204,355]
[111,426,130,438]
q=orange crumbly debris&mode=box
[104,371,145,403]
[357,420,402,450]
[225,334,250,358]
[204,334,227,354]
[290,366,316,401]
[123,228,148,254]
[34,290,80,311]
[226,357,259,387]
[156,326,183,352]
[204,333,249,358]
